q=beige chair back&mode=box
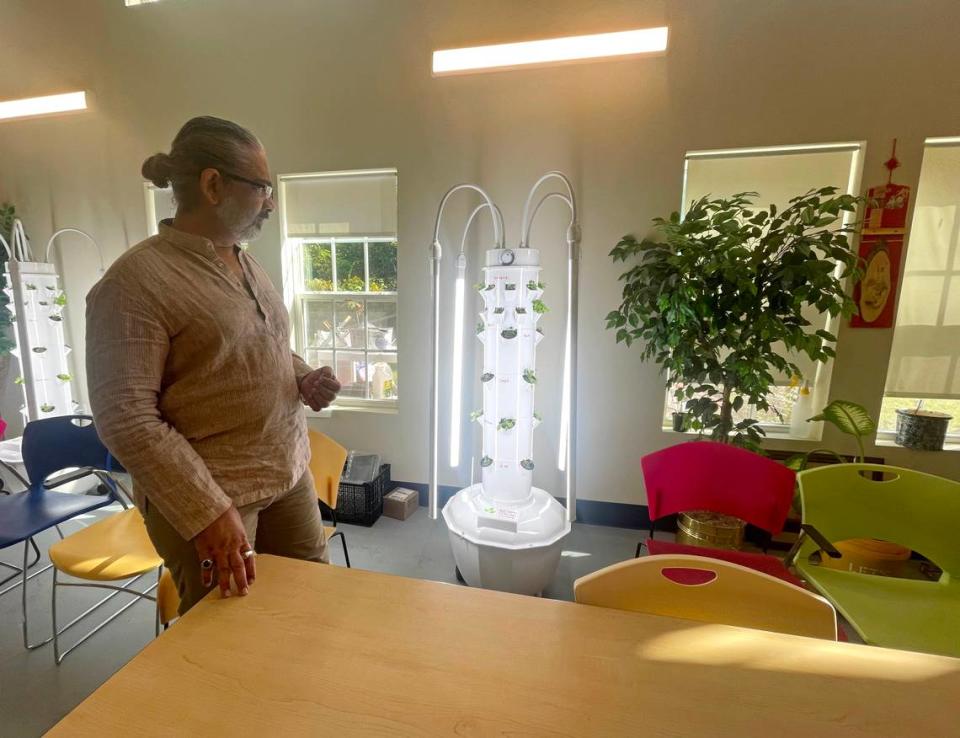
[574,554,837,640]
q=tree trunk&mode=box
[718,382,734,443]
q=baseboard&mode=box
[389,480,653,531]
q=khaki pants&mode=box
[144,470,329,615]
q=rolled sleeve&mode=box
[86,278,232,540]
[292,352,314,389]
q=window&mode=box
[279,170,399,407]
[881,139,960,439]
[143,183,176,236]
[665,142,864,432]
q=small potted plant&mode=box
[670,382,688,432]
[894,402,953,451]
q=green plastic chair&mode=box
[795,463,960,657]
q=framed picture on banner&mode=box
[851,140,910,329]
[850,233,902,328]
[864,182,910,232]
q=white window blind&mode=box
[683,144,862,385]
[282,170,397,238]
[884,141,960,400]
[143,183,176,236]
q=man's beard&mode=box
[217,196,268,242]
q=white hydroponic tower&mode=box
[430,173,580,596]
[0,221,103,424]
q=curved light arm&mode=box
[433,183,504,250]
[522,192,573,249]
[430,183,503,519]
[459,202,504,255]
[46,228,105,273]
[12,219,32,262]
[519,171,578,248]
[0,231,10,262]
[519,172,581,523]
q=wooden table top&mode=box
[50,554,960,737]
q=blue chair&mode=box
[0,415,124,649]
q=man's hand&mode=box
[193,505,255,598]
[299,366,341,411]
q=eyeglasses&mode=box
[220,170,274,199]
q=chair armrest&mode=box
[0,458,30,490]
[46,466,100,488]
[47,467,130,507]
[784,524,842,566]
[91,470,133,509]
[802,524,842,558]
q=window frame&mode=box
[278,169,399,412]
[877,137,960,445]
[664,141,865,438]
[290,235,399,409]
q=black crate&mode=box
[336,464,389,526]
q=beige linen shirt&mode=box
[86,221,313,540]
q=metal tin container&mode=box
[676,510,745,550]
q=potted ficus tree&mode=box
[607,189,862,546]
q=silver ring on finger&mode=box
[241,549,256,560]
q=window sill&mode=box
[875,437,960,453]
[661,425,823,443]
[306,402,398,418]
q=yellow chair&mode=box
[157,569,180,628]
[308,430,351,568]
[574,554,838,640]
[49,504,165,662]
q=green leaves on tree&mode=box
[606,189,863,450]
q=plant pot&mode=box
[671,412,687,433]
[895,409,952,451]
[676,510,745,550]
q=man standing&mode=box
[87,116,341,614]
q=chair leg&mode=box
[330,531,351,568]
[154,567,162,638]
[52,568,61,663]
[340,534,351,569]
[22,540,53,650]
[635,541,644,559]
[0,537,42,590]
[52,574,159,664]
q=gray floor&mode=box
[0,503,642,737]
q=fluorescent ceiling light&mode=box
[125,0,163,6]
[0,91,87,122]
[432,27,668,76]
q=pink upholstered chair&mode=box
[639,441,803,586]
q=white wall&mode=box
[1,0,958,506]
